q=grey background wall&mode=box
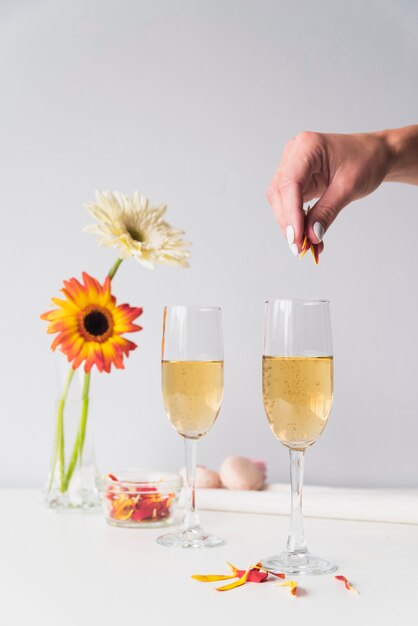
[1,0,417,487]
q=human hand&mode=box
[267,130,393,257]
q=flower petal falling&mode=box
[301,234,320,264]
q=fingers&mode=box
[267,132,323,254]
[267,181,304,255]
[305,177,351,244]
[278,182,305,255]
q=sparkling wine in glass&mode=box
[262,299,336,575]
[157,305,224,548]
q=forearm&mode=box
[378,125,418,185]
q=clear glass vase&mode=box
[44,357,99,511]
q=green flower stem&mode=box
[108,258,123,280]
[57,257,124,494]
[78,371,91,463]
[64,372,90,491]
[48,367,75,493]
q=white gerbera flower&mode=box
[84,191,191,269]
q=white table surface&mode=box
[1,489,417,625]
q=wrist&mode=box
[374,129,400,181]
[376,125,418,183]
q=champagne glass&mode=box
[157,305,224,548]
[262,299,336,574]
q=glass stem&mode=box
[183,437,200,530]
[286,449,307,555]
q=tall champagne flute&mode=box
[157,305,224,548]
[262,299,336,574]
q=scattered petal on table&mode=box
[276,580,298,596]
[226,562,268,583]
[266,570,286,579]
[215,566,251,592]
[192,574,236,582]
[335,575,359,594]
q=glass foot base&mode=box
[156,526,225,549]
[44,487,100,512]
[262,551,337,576]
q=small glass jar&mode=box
[97,471,182,528]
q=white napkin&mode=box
[192,483,418,525]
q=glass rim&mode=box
[96,470,182,492]
[163,304,222,311]
[265,298,330,305]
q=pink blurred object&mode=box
[219,456,266,491]
[179,465,221,489]
[247,458,267,477]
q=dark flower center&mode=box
[127,226,144,242]
[83,311,109,337]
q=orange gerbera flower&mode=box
[41,272,143,373]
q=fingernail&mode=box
[313,222,324,242]
[289,243,298,256]
[286,225,295,245]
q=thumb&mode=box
[305,179,352,244]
